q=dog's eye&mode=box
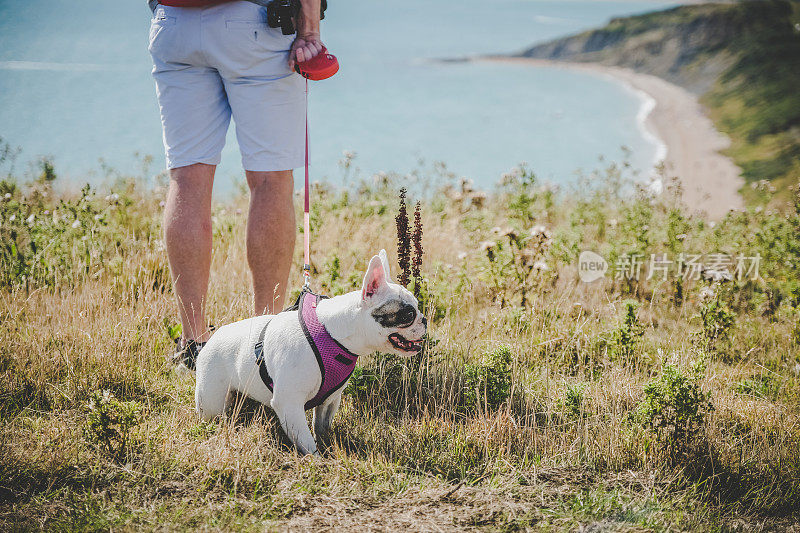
[397,306,416,327]
[372,301,418,328]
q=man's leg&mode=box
[164,163,216,343]
[246,170,296,315]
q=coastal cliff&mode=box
[518,1,800,196]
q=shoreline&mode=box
[483,57,744,219]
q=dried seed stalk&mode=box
[396,188,411,287]
[412,201,423,295]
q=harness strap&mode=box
[253,290,359,410]
[254,318,274,389]
[297,291,359,408]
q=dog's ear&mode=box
[378,249,392,281]
[361,254,388,301]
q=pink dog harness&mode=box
[255,290,360,410]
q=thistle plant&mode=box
[608,301,645,362]
[637,359,712,461]
[84,390,142,460]
[480,225,552,308]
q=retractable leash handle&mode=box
[295,46,339,81]
[297,48,338,290]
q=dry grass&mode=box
[1,162,800,531]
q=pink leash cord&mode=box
[303,79,311,289]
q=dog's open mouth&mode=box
[388,333,424,352]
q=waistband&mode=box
[149,0,270,12]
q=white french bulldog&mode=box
[194,250,427,455]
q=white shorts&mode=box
[148,1,305,171]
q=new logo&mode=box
[578,251,608,283]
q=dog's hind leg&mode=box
[271,393,318,456]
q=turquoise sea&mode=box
[0,0,673,192]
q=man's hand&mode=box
[289,33,324,70]
[289,0,323,70]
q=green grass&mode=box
[2,159,800,530]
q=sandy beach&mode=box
[485,57,744,219]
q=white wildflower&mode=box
[703,268,732,283]
[469,191,486,208]
[457,251,468,260]
[9,214,16,222]
[698,285,717,302]
[3,193,10,200]
[500,227,518,239]
[72,220,81,229]
[529,225,553,248]
[530,225,550,238]
[373,172,389,186]
[26,214,35,225]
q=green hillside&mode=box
[519,0,800,201]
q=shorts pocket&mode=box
[226,20,292,51]
[152,7,176,27]
[153,15,176,25]
[149,14,177,56]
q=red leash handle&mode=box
[295,47,339,81]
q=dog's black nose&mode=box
[422,316,427,327]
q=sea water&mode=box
[0,0,674,193]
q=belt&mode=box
[149,0,271,12]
